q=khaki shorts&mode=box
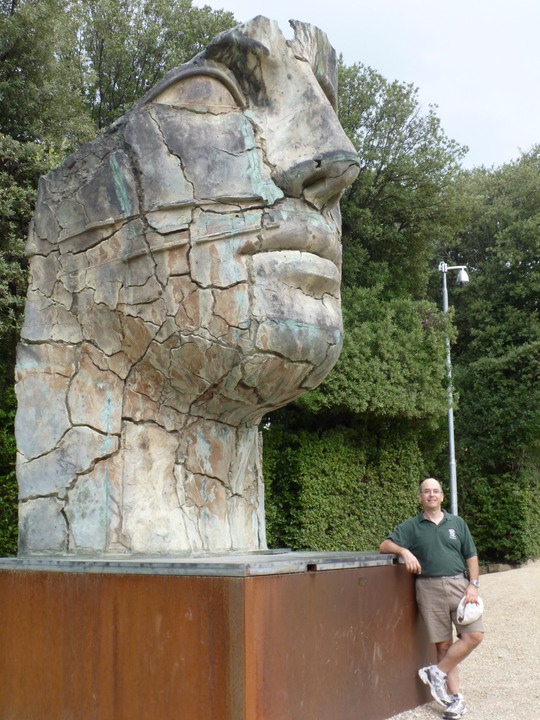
[415,574,485,643]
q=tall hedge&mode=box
[458,469,540,564]
[263,419,430,551]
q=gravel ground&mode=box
[386,560,540,720]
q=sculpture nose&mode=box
[271,148,360,212]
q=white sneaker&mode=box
[418,665,452,707]
[443,693,467,719]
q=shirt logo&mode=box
[448,528,457,540]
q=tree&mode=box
[338,62,466,294]
[72,0,236,129]
[0,0,95,147]
[437,149,540,562]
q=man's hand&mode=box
[379,539,422,575]
[464,583,479,604]
[465,556,481,603]
[400,548,422,575]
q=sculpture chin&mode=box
[161,294,343,426]
[252,252,343,388]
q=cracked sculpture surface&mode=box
[15,16,360,556]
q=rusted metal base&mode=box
[0,556,433,720]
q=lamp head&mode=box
[456,268,470,286]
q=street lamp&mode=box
[438,262,469,515]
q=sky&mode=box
[193,0,540,169]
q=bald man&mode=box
[380,478,484,720]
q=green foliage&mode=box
[0,0,96,376]
[73,0,236,128]
[338,61,467,296]
[0,386,17,556]
[437,148,540,562]
[298,288,450,424]
[522,464,540,560]
[263,420,427,551]
[0,0,95,148]
[459,469,540,564]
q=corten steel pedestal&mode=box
[0,553,433,720]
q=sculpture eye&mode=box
[151,71,243,113]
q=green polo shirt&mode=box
[388,510,477,577]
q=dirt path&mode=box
[386,561,540,720]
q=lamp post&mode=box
[438,262,469,515]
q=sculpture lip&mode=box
[257,202,342,269]
[253,250,341,298]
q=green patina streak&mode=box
[240,121,283,206]
[109,153,134,217]
[273,318,342,344]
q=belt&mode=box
[416,573,466,580]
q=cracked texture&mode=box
[15,16,360,556]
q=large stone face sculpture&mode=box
[15,16,360,556]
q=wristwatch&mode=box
[469,580,480,588]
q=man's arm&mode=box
[379,538,422,575]
[464,555,480,603]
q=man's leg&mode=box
[437,632,483,694]
[435,640,459,694]
[417,579,483,706]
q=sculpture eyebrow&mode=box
[204,24,337,111]
[138,32,268,113]
[205,32,270,61]
[201,30,271,106]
